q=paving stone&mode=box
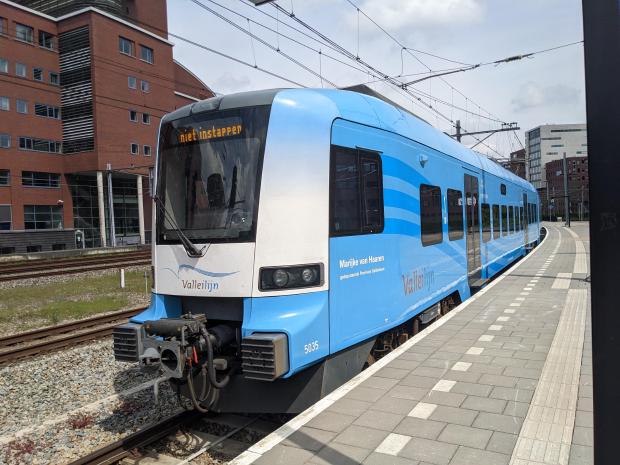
[255,444,316,465]
[502,366,542,379]
[378,367,414,380]
[362,376,400,390]
[442,371,482,383]
[492,357,528,368]
[400,375,440,389]
[400,437,458,465]
[577,397,593,412]
[450,382,493,397]
[373,394,418,415]
[503,401,529,418]
[568,444,594,465]
[514,378,538,390]
[389,359,422,371]
[574,410,593,428]
[306,411,357,433]
[461,396,506,414]
[489,386,534,403]
[485,431,518,455]
[424,391,467,408]
[354,410,404,431]
[333,424,390,449]
[309,442,372,465]
[346,386,387,403]
[448,446,510,465]
[413,366,451,378]
[281,427,338,452]
[461,354,494,364]
[329,398,373,417]
[399,352,431,362]
[389,385,430,401]
[572,426,593,446]
[423,358,455,369]
[394,417,447,440]
[430,406,479,427]
[472,412,523,435]
[478,374,518,388]
[362,452,420,465]
[437,424,492,450]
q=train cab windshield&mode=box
[156,106,270,244]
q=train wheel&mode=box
[412,318,420,335]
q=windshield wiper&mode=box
[153,195,205,258]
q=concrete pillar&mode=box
[137,175,145,245]
[96,171,107,247]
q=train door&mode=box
[523,193,529,247]
[464,174,481,286]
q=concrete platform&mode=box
[232,223,592,465]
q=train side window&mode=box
[330,146,384,236]
[501,206,508,236]
[520,207,524,231]
[509,206,514,234]
[500,184,507,195]
[481,203,491,242]
[492,205,500,238]
[447,188,464,241]
[420,184,443,246]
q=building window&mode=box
[49,72,59,85]
[35,103,60,119]
[15,62,26,77]
[0,170,9,186]
[33,67,42,81]
[24,205,63,230]
[16,99,28,114]
[52,243,66,251]
[142,113,150,124]
[140,45,154,63]
[0,58,7,73]
[0,134,10,148]
[130,143,139,155]
[501,205,508,236]
[0,205,11,230]
[0,96,8,111]
[492,204,500,238]
[38,30,55,49]
[128,75,137,89]
[447,188,464,241]
[330,146,384,236]
[0,17,7,35]
[15,23,34,43]
[143,145,152,156]
[19,137,61,153]
[420,184,443,246]
[22,171,61,188]
[140,80,150,92]
[27,245,42,253]
[119,36,134,56]
[129,110,137,122]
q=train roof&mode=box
[163,87,535,193]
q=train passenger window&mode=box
[520,207,524,231]
[500,184,507,195]
[330,146,384,236]
[501,206,508,236]
[509,206,514,234]
[492,205,500,238]
[447,188,464,241]
[420,184,443,246]
[481,203,491,243]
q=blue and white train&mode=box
[113,86,540,413]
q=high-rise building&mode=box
[0,0,214,253]
[525,124,588,189]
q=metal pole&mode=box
[562,153,570,227]
[456,120,462,143]
[96,171,107,247]
[106,163,116,247]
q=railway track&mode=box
[68,410,283,465]
[0,250,151,282]
[0,307,146,364]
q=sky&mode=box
[167,0,585,159]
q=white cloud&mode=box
[357,0,485,30]
[211,73,251,95]
[511,82,581,111]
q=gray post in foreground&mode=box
[562,152,570,227]
[96,171,107,247]
[106,163,116,247]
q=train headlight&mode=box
[259,264,322,291]
[272,269,289,288]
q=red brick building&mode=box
[0,0,214,252]
[502,149,526,180]
[545,156,589,221]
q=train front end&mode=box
[113,90,339,413]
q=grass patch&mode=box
[0,269,151,332]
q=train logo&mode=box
[402,267,435,295]
[163,265,238,293]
